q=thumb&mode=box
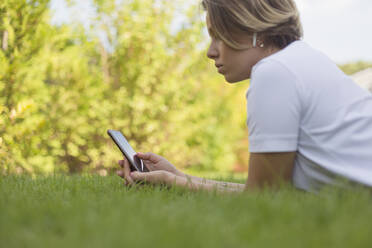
[136,152,161,163]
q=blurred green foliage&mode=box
[1,0,369,175]
[338,61,372,75]
[0,0,249,175]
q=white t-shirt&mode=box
[246,40,372,192]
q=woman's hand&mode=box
[116,153,183,186]
[135,152,185,177]
[116,154,245,193]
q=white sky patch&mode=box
[296,0,372,63]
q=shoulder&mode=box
[251,41,310,84]
[252,40,338,86]
[248,41,314,99]
[250,58,300,95]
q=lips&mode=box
[215,64,224,73]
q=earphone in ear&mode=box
[253,32,264,48]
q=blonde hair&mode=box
[202,0,303,50]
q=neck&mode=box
[263,46,281,58]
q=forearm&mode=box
[170,174,245,193]
[185,174,245,189]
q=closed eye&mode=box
[208,28,217,38]
[208,29,222,42]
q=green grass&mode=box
[1,175,372,248]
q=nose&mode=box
[207,40,219,60]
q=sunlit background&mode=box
[1,0,371,176]
[51,0,372,63]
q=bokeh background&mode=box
[1,0,371,176]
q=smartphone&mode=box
[107,129,149,172]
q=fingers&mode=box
[116,170,131,186]
[118,159,134,185]
[130,171,151,183]
[130,170,171,185]
[116,170,124,178]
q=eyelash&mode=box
[209,31,220,40]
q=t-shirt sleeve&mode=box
[246,60,302,153]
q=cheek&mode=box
[221,47,260,79]
[237,51,260,71]
[232,54,256,80]
[233,54,253,71]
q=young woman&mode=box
[117,0,372,193]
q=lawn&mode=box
[1,175,371,248]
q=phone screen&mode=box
[107,130,148,172]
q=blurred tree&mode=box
[90,0,248,172]
[0,0,58,173]
[0,0,249,175]
[339,61,372,75]
[0,0,104,174]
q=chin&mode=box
[224,71,251,84]
[224,75,247,83]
